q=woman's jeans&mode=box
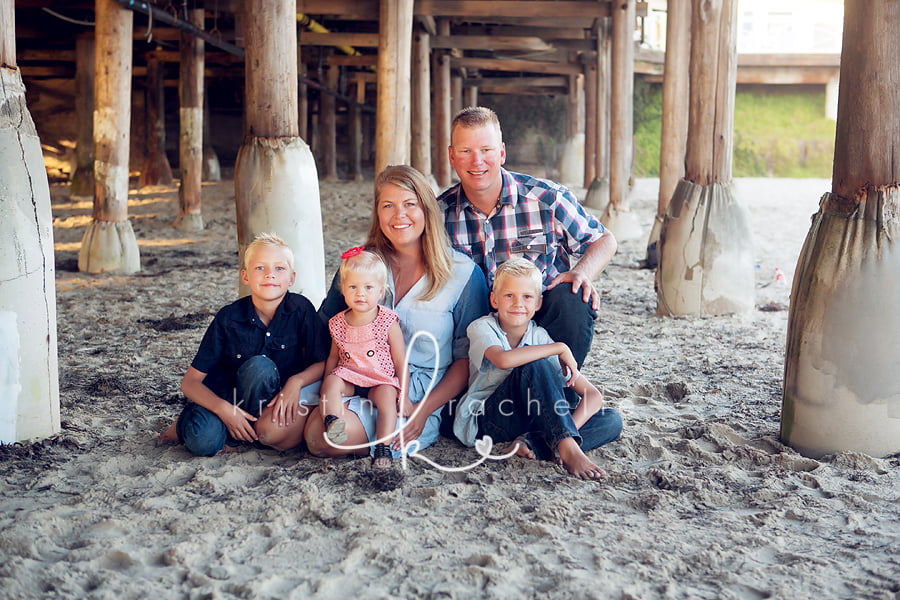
[476,358,622,461]
[176,355,280,456]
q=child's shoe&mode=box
[323,414,348,445]
[372,443,392,468]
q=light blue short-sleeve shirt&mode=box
[454,314,556,447]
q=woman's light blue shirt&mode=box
[319,250,489,455]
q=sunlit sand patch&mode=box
[55,238,202,253]
[56,275,135,292]
[54,215,94,229]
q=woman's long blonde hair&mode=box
[366,165,453,301]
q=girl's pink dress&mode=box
[328,306,401,390]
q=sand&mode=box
[1,174,898,600]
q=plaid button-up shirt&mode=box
[438,168,605,289]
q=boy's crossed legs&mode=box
[476,358,621,479]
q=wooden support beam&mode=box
[297,0,649,19]
[321,59,338,180]
[326,54,377,67]
[657,0,690,221]
[685,0,737,185]
[583,57,597,187]
[474,85,567,95]
[417,15,438,36]
[450,24,593,39]
[80,0,141,275]
[451,56,581,75]
[175,7,205,231]
[431,35,553,52]
[469,76,567,94]
[71,35,95,198]
[299,31,379,47]
[375,0,413,173]
[432,19,451,188]
[411,29,433,178]
[468,75,567,88]
[608,0,634,211]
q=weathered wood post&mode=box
[70,34,95,198]
[201,90,221,182]
[655,0,753,317]
[464,85,477,109]
[432,19,451,188]
[234,0,325,304]
[298,54,309,142]
[582,60,597,189]
[559,73,584,187]
[782,0,900,458]
[321,59,338,181]
[0,0,60,442]
[175,7,205,231]
[601,0,641,241]
[451,74,463,116]
[375,0,413,173]
[645,0,690,269]
[349,75,365,182]
[138,51,174,188]
[584,17,610,211]
[79,0,140,274]
[411,28,433,184]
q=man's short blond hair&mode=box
[493,257,543,297]
[451,106,503,144]
[244,232,295,271]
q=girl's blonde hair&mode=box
[338,249,388,293]
[244,232,294,271]
[366,165,453,301]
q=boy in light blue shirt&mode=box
[454,257,622,479]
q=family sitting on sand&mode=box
[158,107,623,479]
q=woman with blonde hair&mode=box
[307,165,489,459]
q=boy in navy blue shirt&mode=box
[158,233,329,455]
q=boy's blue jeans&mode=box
[476,358,622,461]
[176,355,280,456]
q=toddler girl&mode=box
[321,247,407,468]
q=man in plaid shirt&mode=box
[437,106,618,368]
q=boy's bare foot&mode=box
[557,438,606,480]
[507,436,536,460]
[155,422,179,447]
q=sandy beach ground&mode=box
[1,174,898,599]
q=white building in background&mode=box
[737,0,843,53]
[642,0,843,54]
[640,0,843,119]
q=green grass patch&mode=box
[634,81,836,178]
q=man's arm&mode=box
[547,229,618,310]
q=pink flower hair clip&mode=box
[341,246,365,259]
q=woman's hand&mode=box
[392,411,425,451]
[398,393,414,418]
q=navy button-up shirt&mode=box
[192,292,330,400]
